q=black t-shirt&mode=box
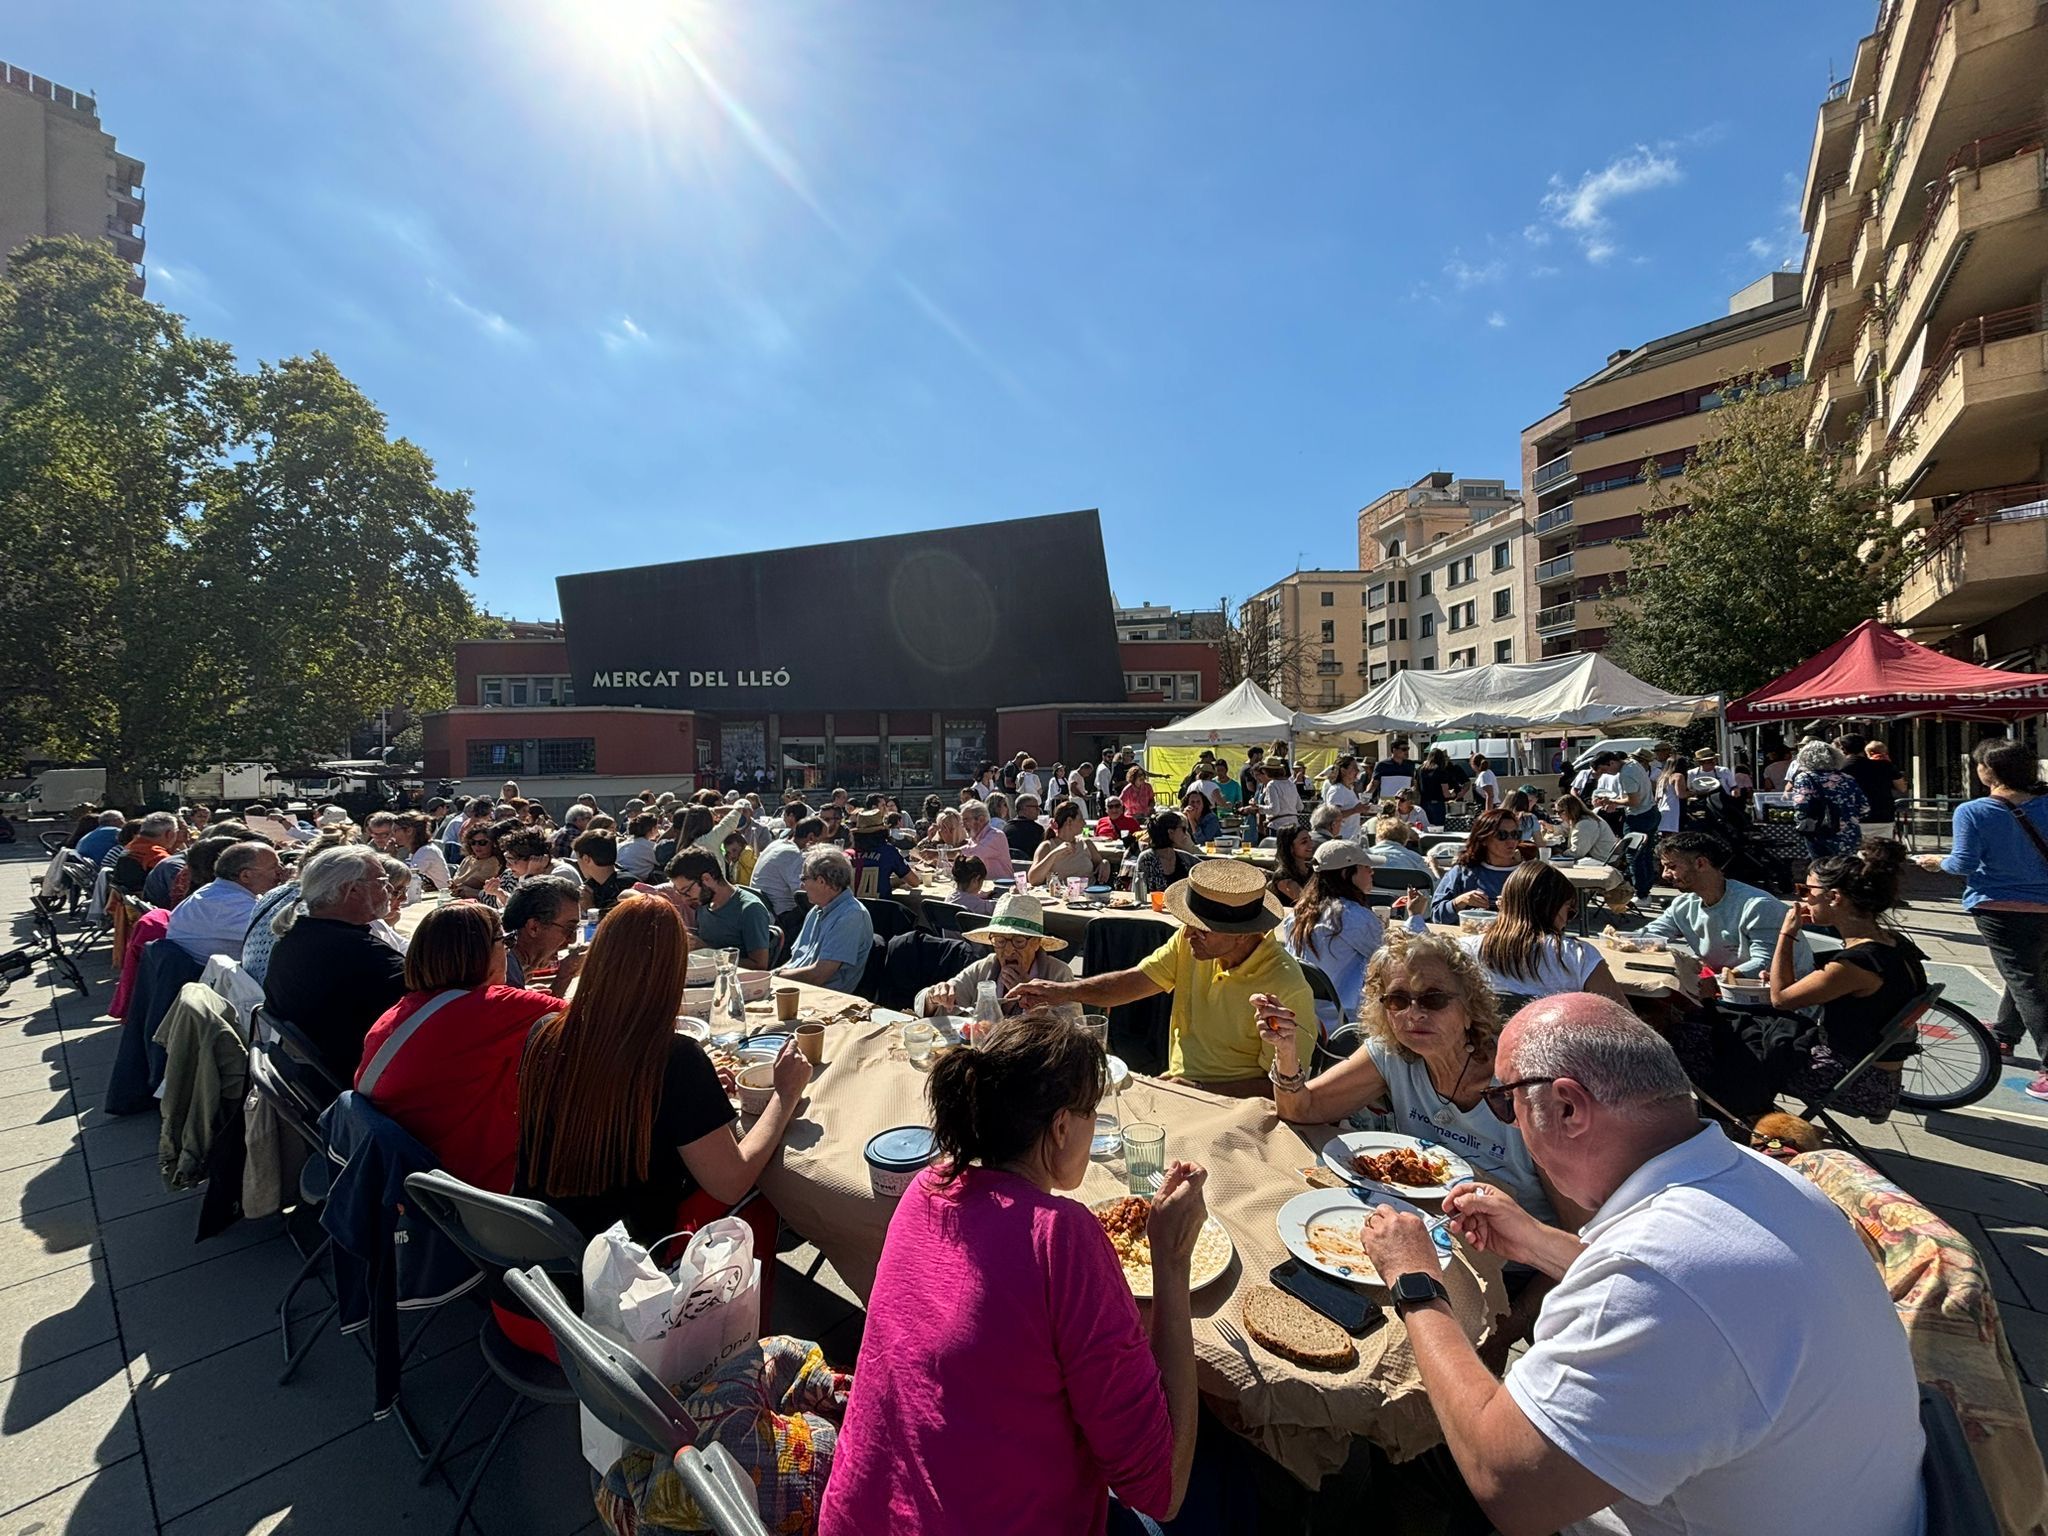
[517,1032,737,1243]
[1006,817,1046,862]
[1843,757,1901,823]
[1820,937,1927,1064]
[585,870,629,913]
[1414,765,1464,807]
[262,916,408,1084]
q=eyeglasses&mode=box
[1376,988,1459,1014]
[1489,830,1521,842]
[1481,1076,1558,1124]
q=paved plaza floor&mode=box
[0,844,2041,1534]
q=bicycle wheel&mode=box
[1898,999,2001,1111]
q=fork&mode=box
[1214,1318,1260,1372]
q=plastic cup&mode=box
[1148,891,1166,913]
[1066,876,1086,901]
[1124,1123,1166,1195]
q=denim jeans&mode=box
[1971,907,2048,1055]
[1624,807,1663,900]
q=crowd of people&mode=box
[53,721,2046,1535]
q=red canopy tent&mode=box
[1727,620,2048,725]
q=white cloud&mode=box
[600,314,652,353]
[1530,264,1561,279]
[1444,254,1506,290]
[1486,311,1508,329]
[428,278,523,343]
[1521,224,1551,246]
[1540,146,1682,262]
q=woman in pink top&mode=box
[819,1012,1208,1536]
[1120,765,1157,823]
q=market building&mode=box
[420,510,1221,800]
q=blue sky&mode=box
[16,1,1869,620]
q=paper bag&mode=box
[576,1217,761,1474]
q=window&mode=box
[1418,571,1433,597]
[1321,648,1336,663]
[1385,539,1403,558]
[1460,555,1475,584]
[533,677,556,705]
[1492,541,1512,571]
[536,738,596,775]
[1494,639,1514,664]
[479,674,572,707]
[1393,580,1407,603]
[1448,601,1476,632]
[1395,618,1408,641]
[1420,655,1437,670]
[1394,659,1409,672]
[1493,588,1513,620]
[1368,621,1387,646]
[1320,619,1335,642]
[467,740,525,775]
[1367,584,1386,610]
[833,740,883,790]
[1369,663,1388,685]
[481,679,503,707]
[1362,619,1372,640]
[1320,591,1334,607]
[1420,613,1436,638]
[1319,680,1338,703]
[888,736,934,786]
[782,737,826,790]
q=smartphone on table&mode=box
[1268,1260,1387,1338]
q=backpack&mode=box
[1794,774,1842,841]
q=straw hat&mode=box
[962,892,1067,952]
[1163,859,1284,934]
[316,805,351,827]
[852,809,888,834]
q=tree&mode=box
[1217,594,1321,705]
[1600,370,1907,701]
[0,238,492,803]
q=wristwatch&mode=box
[1390,1271,1450,1315]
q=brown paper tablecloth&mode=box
[754,997,1509,1485]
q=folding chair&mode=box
[860,896,920,943]
[402,1169,588,1536]
[1795,984,1942,1152]
[502,1266,771,1536]
[1363,866,1433,910]
[1295,961,1353,1077]
[247,1043,340,1382]
[259,1007,346,1110]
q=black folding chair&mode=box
[402,1170,589,1536]
[1918,1382,1999,1535]
[1363,866,1433,909]
[255,1006,346,1111]
[247,1042,339,1382]
[1796,984,1943,1152]
[860,896,920,943]
[502,1266,771,1536]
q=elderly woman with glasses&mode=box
[1426,807,1535,924]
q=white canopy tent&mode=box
[1296,653,1717,740]
[1144,679,1318,782]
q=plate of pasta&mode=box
[1321,1132,1473,1200]
[1091,1196,1234,1299]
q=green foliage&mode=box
[0,238,492,797]
[1601,371,1907,703]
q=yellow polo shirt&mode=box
[1138,929,1314,1084]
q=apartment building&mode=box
[1240,569,1377,711]
[1799,0,2048,665]
[1112,601,1226,642]
[0,61,144,293]
[1356,474,1531,682]
[1523,276,1806,657]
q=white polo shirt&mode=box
[1505,1127,1924,1536]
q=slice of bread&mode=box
[1240,1284,1359,1371]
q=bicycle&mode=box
[1897,997,2003,1112]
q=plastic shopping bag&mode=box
[576,1216,761,1474]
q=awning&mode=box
[1726,620,2048,725]
[1143,679,1304,746]
[1298,653,1717,738]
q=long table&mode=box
[749,984,1508,1485]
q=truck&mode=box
[0,762,288,817]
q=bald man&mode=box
[1354,994,1924,1536]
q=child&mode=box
[722,829,757,887]
[951,854,994,913]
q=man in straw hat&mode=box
[1011,860,1314,1093]
[913,892,1082,1023]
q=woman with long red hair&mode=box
[516,894,809,1243]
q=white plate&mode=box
[1321,1131,1475,1200]
[1091,1199,1234,1298]
[1275,1188,1455,1286]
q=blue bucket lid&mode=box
[865,1125,937,1169]
[745,1033,790,1054]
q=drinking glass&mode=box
[1066,876,1086,901]
[902,1021,937,1067]
[1123,1123,1166,1196]
[1081,1013,1121,1158]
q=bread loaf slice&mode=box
[1240,1284,1359,1370]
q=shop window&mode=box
[467,740,525,775]
[782,738,826,790]
[889,737,935,786]
[943,720,988,780]
[536,738,595,775]
[834,739,883,790]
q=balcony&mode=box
[1807,360,1869,447]
[1805,174,1862,270]
[1878,0,2048,250]
[1802,260,1860,382]
[1852,308,1887,383]
[1888,305,2048,498]
[105,219,144,263]
[1532,501,1574,537]
[1534,552,1576,585]
[1854,412,1890,484]
[1849,206,1884,293]
[1316,661,1343,676]
[1801,87,1862,223]
[1535,600,1579,636]
[1532,453,1575,493]
[1892,483,2048,626]
[1889,129,2048,353]
[1848,97,1883,193]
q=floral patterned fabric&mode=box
[1791,1150,2048,1535]
[1789,769,1869,858]
[595,1335,850,1536]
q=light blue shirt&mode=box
[786,888,873,993]
[165,878,259,964]
[1362,1037,1555,1225]
[1370,841,1434,874]
[752,839,805,915]
[1641,878,1813,979]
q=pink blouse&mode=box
[819,1166,1173,1535]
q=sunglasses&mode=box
[1377,988,1459,1014]
[1481,1076,1558,1124]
